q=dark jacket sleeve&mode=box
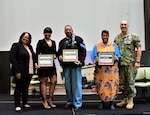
[77,37,86,66]
[9,43,20,74]
[57,39,64,57]
[53,40,57,55]
[57,39,64,66]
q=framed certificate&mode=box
[38,54,53,67]
[63,49,78,62]
[98,52,114,65]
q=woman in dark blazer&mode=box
[10,32,36,112]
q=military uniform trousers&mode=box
[119,64,137,98]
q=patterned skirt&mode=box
[94,63,119,102]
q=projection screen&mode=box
[0,0,145,51]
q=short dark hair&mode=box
[43,27,52,33]
[101,30,109,36]
[65,25,72,29]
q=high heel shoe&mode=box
[50,103,56,108]
[50,104,56,108]
[48,97,56,108]
[42,101,51,109]
[47,100,56,107]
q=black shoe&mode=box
[98,103,103,110]
[111,104,115,110]
[74,107,81,111]
[65,104,72,108]
[110,101,115,110]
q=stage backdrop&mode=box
[0,0,147,94]
[0,0,145,51]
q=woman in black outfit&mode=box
[10,32,36,112]
[35,27,57,109]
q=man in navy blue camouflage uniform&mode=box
[114,20,142,109]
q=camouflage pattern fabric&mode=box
[114,33,141,98]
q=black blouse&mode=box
[35,39,57,63]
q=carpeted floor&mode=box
[0,94,150,115]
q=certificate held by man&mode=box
[63,49,78,62]
[38,54,53,67]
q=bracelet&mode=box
[136,61,140,63]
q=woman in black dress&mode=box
[35,27,57,109]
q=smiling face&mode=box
[64,25,73,38]
[101,30,109,44]
[21,33,30,45]
[101,32,109,44]
[120,20,129,35]
[44,32,52,40]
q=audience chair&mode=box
[30,75,40,94]
[135,67,150,101]
[135,67,146,100]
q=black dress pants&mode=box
[14,75,32,107]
